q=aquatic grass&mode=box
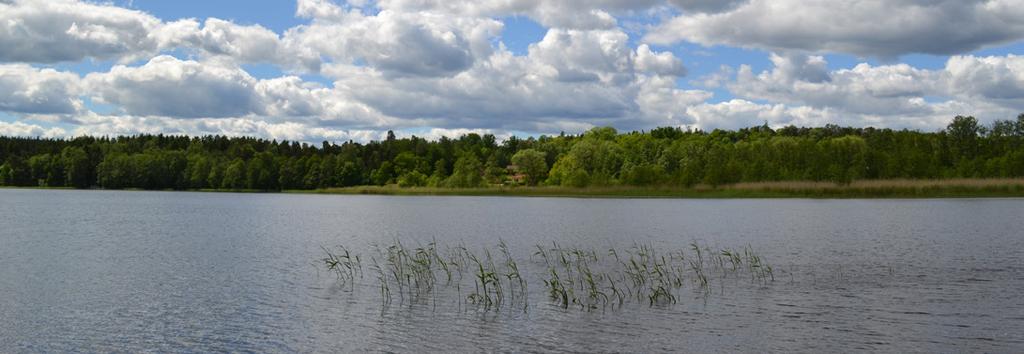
[321,245,362,289]
[314,178,1024,199]
[319,239,776,313]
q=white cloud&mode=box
[668,0,748,13]
[79,56,397,128]
[0,0,164,62]
[286,9,501,77]
[0,0,317,72]
[635,44,686,76]
[944,55,1024,109]
[369,0,661,30]
[2,0,1024,141]
[174,18,320,71]
[646,0,1024,58]
[84,56,264,118]
[0,120,66,137]
[636,74,712,127]
[0,64,82,114]
[731,53,939,116]
[683,99,957,131]
[318,27,696,132]
[709,53,1024,129]
[70,113,383,143]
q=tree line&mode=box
[1,115,1023,191]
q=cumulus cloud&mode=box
[944,55,1024,109]
[78,56,396,128]
[636,75,713,127]
[0,120,66,137]
[84,56,264,118]
[318,27,696,132]
[3,0,1024,141]
[0,64,82,114]
[711,53,1024,128]
[668,0,748,14]
[171,18,321,71]
[0,0,316,71]
[635,44,686,76]
[287,8,501,77]
[683,99,964,131]
[646,0,1024,58]
[69,113,380,142]
[0,0,164,62]
[368,0,661,30]
[731,53,939,116]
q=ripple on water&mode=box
[1,191,1023,352]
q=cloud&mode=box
[0,120,66,137]
[668,0,748,13]
[286,9,501,77]
[70,113,384,143]
[254,75,397,128]
[636,74,713,127]
[683,99,960,131]
[319,27,696,132]
[635,44,686,76]
[707,53,1024,129]
[0,64,82,114]
[84,56,264,118]
[945,55,1024,109]
[646,0,1024,58]
[730,53,939,116]
[0,0,317,71]
[172,18,321,72]
[0,0,164,62]
[78,55,396,128]
[2,0,1024,142]
[368,0,662,29]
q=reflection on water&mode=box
[0,189,1022,352]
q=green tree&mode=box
[427,159,448,187]
[547,154,589,187]
[445,154,483,188]
[222,159,246,189]
[947,115,981,162]
[61,146,92,188]
[0,162,12,186]
[370,161,395,185]
[397,171,428,187]
[511,149,547,185]
[188,155,212,189]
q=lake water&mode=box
[1,189,1022,352]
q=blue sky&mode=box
[1,0,1023,142]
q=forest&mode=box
[1,115,1023,191]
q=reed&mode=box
[321,245,362,289]
[312,178,1024,198]
[319,240,776,312]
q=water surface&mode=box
[1,189,1022,352]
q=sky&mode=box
[1,0,1023,143]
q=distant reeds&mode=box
[309,178,1024,198]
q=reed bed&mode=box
[310,178,1024,198]
[320,240,775,312]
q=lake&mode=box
[1,189,1022,352]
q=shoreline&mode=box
[304,179,1024,199]
[8,179,1024,199]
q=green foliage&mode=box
[222,159,246,189]
[2,114,1024,191]
[0,162,12,185]
[61,146,91,188]
[397,171,428,187]
[446,154,484,188]
[510,149,547,185]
